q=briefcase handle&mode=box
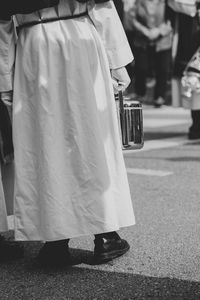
[118,90,124,114]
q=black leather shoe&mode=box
[93,232,130,264]
[0,235,24,262]
[37,239,71,267]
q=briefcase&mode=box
[115,91,144,150]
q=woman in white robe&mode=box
[0,0,135,265]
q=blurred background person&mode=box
[0,92,23,262]
[170,0,200,139]
[123,0,136,81]
[0,97,13,164]
[126,0,173,107]
[0,164,23,262]
[0,167,23,262]
[113,0,124,22]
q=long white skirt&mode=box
[13,16,135,241]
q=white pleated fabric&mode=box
[10,0,135,241]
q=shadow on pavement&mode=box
[0,246,200,299]
[166,156,200,162]
[185,141,200,146]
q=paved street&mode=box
[1,105,200,299]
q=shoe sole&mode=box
[94,243,130,264]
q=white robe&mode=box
[0,0,135,241]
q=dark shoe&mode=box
[0,235,24,262]
[37,239,71,267]
[188,110,200,139]
[93,232,130,264]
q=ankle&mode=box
[45,239,69,248]
[94,231,120,241]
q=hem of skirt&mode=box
[14,222,135,242]
[0,226,9,233]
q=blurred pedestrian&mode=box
[0,95,13,164]
[170,0,200,139]
[126,0,173,107]
[0,0,135,266]
[0,167,23,262]
[113,0,124,22]
[0,94,23,261]
[123,0,136,79]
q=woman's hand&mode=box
[111,67,131,93]
[159,21,172,37]
[148,28,160,40]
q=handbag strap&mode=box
[118,91,124,114]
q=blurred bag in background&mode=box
[168,0,197,17]
[181,46,200,98]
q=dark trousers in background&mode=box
[113,0,124,23]
[133,45,172,100]
[125,31,135,79]
[0,101,13,162]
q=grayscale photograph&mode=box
[0,0,200,299]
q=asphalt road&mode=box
[1,105,200,299]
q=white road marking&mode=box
[143,106,190,116]
[126,168,173,177]
[144,119,189,128]
[143,106,190,128]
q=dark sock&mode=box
[94,231,120,241]
[45,239,69,247]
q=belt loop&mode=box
[37,10,42,21]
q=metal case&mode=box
[115,91,144,150]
